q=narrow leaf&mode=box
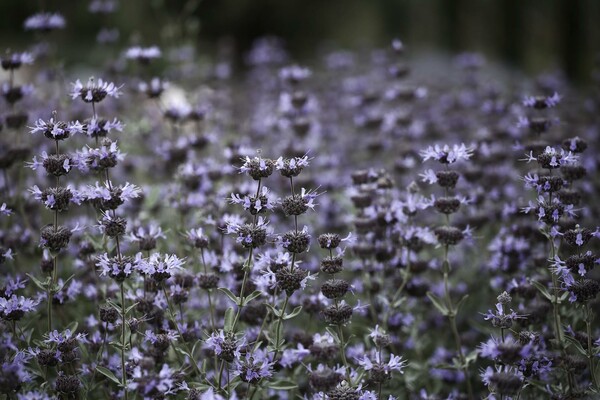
[96,366,121,385]
[427,291,449,316]
[283,305,302,320]
[224,307,235,332]
[218,287,239,305]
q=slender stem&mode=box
[253,309,271,352]
[337,320,352,383]
[120,282,128,400]
[217,360,225,392]
[586,302,598,389]
[232,179,262,330]
[201,250,216,330]
[162,285,202,378]
[247,384,258,400]
[442,246,473,400]
[272,294,290,361]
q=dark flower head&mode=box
[1,83,34,104]
[239,156,275,180]
[125,46,161,64]
[235,350,273,384]
[24,12,66,31]
[0,295,39,321]
[522,92,561,109]
[138,77,168,98]
[70,77,123,103]
[420,144,473,164]
[1,51,34,70]
[29,116,84,141]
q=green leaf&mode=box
[564,335,588,357]
[126,302,140,315]
[96,366,121,386]
[57,274,75,292]
[65,321,78,334]
[224,307,235,332]
[530,280,553,302]
[442,260,450,274]
[283,305,302,320]
[265,303,283,318]
[174,346,192,359]
[26,273,50,291]
[455,294,469,314]
[325,327,340,343]
[218,287,239,305]
[427,291,449,316]
[242,290,262,306]
[268,380,298,390]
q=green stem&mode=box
[442,246,473,400]
[272,295,290,361]
[337,321,352,383]
[162,285,202,378]
[201,250,216,330]
[120,282,128,400]
[586,302,598,390]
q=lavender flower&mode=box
[234,349,274,384]
[0,202,12,216]
[70,78,123,103]
[0,295,39,321]
[419,144,473,164]
[29,117,84,141]
[24,12,66,31]
[522,92,561,109]
[125,46,162,63]
[1,52,34,70]
[137,253,185,282]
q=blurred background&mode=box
[1,0,599,84]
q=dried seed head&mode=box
[42,154,72,177]
[434,197,461,214]
[309,366,342,392]
[321,256,344,274]
[318,233,341,249]
[570,279,600,303]
[321,279,350,299]
[282,194,309,216]
[198,273,220,289]
[351,170,370,185]
[350,193,372,209]
[40,187,73,212]
[327,382,359,400]
[275,267,308,296]
[40,225,72,253]
[241,157,275,180]
[435,170,460,188]
[37,349,59,367]
[102,216,127,238]
[237,224,268,249]
[322,303,353,325]
[100,304,119,323]
[488,372,522,395]
[281,230,311,253]
[434,226,464,246]
[55,373,81,395]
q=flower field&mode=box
[1,2,600,400]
